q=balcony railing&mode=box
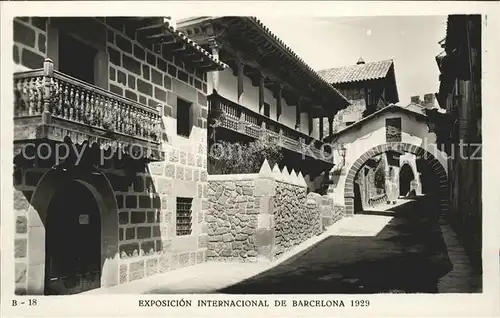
[208,94,333,163]
[14,59,163,161]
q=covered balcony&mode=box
[209,93,334,164]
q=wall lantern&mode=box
[332,144,347,175]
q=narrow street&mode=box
[218,195,454,294]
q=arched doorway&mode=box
[45,181,102,295]
[25,163,120,295]
[399,164,415,197]
[344,143,448,216]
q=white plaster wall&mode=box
[208,69,315,134]
[329,111,448,205]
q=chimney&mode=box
[410,96,421,104]
[423,93,435,107]
[356,57,365,65]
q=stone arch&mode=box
[27,166,119,294]
[344,142,448,215]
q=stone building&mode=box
[427,14,482,272]
[317,58,400,136]
[177,17,350,188]
[13,16,227,295]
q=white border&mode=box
[1,2,499,317]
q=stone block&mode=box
[125,227,135,240]
[15,262,27,283]
[16,216,27,234]
[131,211,146,224]
[14,21,36,48]
[129,260,145,281]
[125,196,138,208]
[137,226,152,239]
[156,178,172,194]
[15,239,27,258]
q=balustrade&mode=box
[14,59,162,145]
[208,93,333,162]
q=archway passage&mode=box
[344,143,448,216]
[399,164,415,197]
[44,181,102,295]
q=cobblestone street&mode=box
[217,195,479,294]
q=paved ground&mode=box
[82,195,481,295]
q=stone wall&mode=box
[205,177,260,262]
[273,181,319,258]
[12,17,211,293]
[13,17,48,70]
[205,160,342,263]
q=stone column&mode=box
[254,160,276,262]
[328,116,334,136]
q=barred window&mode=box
[176,197,193,236]
[386,117,402,142]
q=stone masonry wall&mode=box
[105,18,208,127]
[13,17,211,291]
[13,17,48,70]
[273,182,321,258]
[205,178,260,262]
[205,161,341,263]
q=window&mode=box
[345,121,355,126]
[386,117,402,142]
[176,197,193,236]
[177,98,193,137]
[58,32,97,85]
[263,103,270,117]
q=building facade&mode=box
[177,17,350,189]
[428,14,482,272]
[13,16,227,295]
[318,58,399,136]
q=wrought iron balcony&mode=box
[208,94,333,163]
[13,59,163,161]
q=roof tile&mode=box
[318,60,394,84]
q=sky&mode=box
[252,16,448,105]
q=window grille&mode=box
[176,197,193,236]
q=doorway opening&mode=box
[44,181,101,295]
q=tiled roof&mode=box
[245,17,350,106]
[318,60,394,84]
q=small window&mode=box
[386,117,402,142]
[263,103,270,117]
[345,121,355,126]
[176,197,193,236]
[177,98,192,137]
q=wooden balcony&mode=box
[13,59,163,162]
[208,94,334,164]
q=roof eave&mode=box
[244,17,348,107]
